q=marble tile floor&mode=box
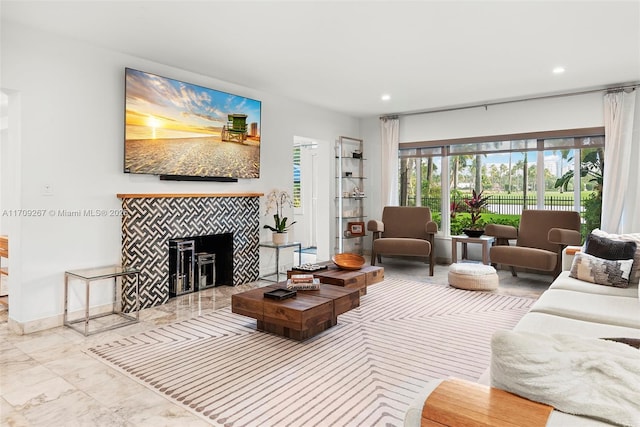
[0,259,551,427]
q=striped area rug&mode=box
[88,278,534,426]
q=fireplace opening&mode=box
[168,233,233,297]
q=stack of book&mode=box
[287,274,320,290]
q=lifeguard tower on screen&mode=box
[221,114,248,143]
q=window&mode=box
[398,128,605,238]
[399,147,444,230]
[293,146,301,208]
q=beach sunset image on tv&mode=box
[124,68,261,179]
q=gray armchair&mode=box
[367,206,438,276]
[485,209,582,278]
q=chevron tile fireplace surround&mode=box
[117,193,262,311]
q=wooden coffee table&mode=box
[231,284,359,341]
[288,261,384,296]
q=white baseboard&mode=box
[7,303,117,335]
[8,314,61,335]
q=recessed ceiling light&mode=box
[381,94,391,101]
[553,66,565,74]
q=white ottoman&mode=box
[448,263,499,291]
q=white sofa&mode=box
[405,248,640,427]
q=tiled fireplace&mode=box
[118,193,262,311]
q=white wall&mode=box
[361,92,606,258]
[0,92,7,234]
[399,92,604,143]
[1,21,359,332]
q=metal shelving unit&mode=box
[336,136,366,254]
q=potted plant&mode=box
[263,189,296,244]
[462,190,491,237]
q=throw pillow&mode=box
[569,252,634,288]
[585,233,637,261]
[591,229,640,285]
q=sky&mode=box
[125,68,261,139]
[485,152,573,177]
[427,150,576,179]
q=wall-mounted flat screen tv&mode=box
[124,68,261,180]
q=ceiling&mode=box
[2,1,640,118]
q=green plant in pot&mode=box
[263,189,296,244]
[462,189,491,237]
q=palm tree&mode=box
[522,152,529,209]
[555,148,603,195]
[474,154,483,193]
[399,158,409,205]
[450,155,472,191]
[489,164,501,190]
[553,148,572,193]
[508,141,513,194]
[451,156,460,190]
[554,147,604,234]
[499,163,508,190]
[528,164,536,192]
[424,157,434,199]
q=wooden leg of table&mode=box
[482,243,490,265]
[451,240,457,264]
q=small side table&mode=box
[259,241,302,282]
[451,235,495,265]
[562,245,582,271]
[64,265,140,336]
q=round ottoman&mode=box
[448,263,499,291]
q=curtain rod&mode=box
[380,82,640,119]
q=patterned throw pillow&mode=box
[591,229,640,285]
[569,252,634,288]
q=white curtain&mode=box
[601,89,640,233]
[380,116,399,209]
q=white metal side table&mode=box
[64,265,140,336]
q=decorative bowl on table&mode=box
[332,253,365,270]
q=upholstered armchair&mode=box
[367,206,438,276]
[485,209,582,278]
